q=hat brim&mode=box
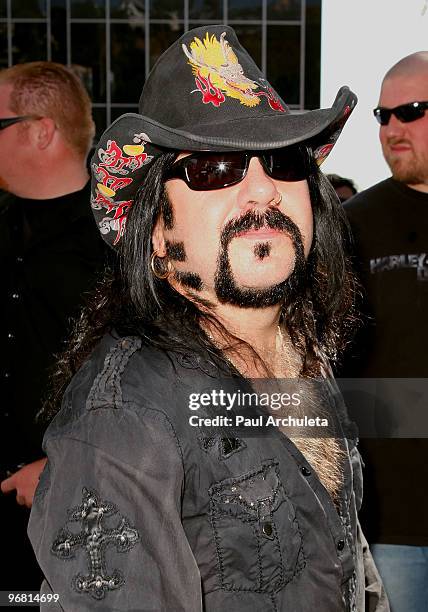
[120,107,334,150]
[105,85,355,152]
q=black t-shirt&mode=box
[342,178,428,544]
[0,182,108,471]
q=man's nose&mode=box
[237,157,281,211]
[382,113,407,139]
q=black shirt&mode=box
[0,182,108,471]
[342,178,428,545]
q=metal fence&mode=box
[0,0,321,136]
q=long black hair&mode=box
[42,147,358,420]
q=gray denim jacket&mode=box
[29,333,389,612]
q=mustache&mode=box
[220,208,303,247]
[215,208,308,308]
[386,137,413,147]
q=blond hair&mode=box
[0,61,95,157]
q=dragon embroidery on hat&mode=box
[91,134,153,245]
[182,32,285,112]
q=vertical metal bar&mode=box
[184,0,189,32]
[145,0,150,79]
[106,0,111,126]
[261,0,267,75]
[66,0,71,66]
[223,0,228,25]
[6,0,12,66]
[46,0,51,61]
[300,0,306,109]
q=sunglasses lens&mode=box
[374,108,390,125]
[185,153,247,190]
[171,147,308,190]
[395,104,425,123]
[263,146,308,181]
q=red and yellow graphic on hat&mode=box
[314,143,334,165]
[315,105,353,165]
[183,32,285,112]
[91,137,153,245]
[91,190,132,245]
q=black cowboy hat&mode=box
[91,24,357,247]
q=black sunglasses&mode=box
[373,101,428,126]
[0,115,38,131]
[166,145,309,191]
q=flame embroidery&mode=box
[255,88,285,112]
[195,71,226,107]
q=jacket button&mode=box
[301,466,311,476]
[262,522,273,538]
[337,539,345,551]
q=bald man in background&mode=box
[343,52,428,611]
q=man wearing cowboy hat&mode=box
[29,26,388,611]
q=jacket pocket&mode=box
[209,459,304,593]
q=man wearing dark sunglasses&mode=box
[344,51,428,612]
[0,62,107,592]
[28,26,388,611]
